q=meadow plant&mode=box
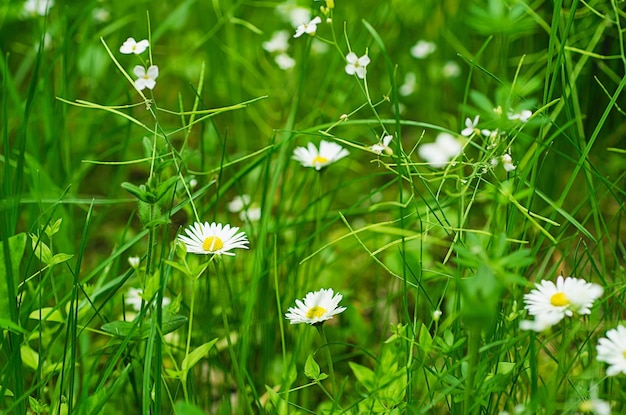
[2,0,626,414]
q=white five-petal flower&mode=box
[178,222,249,256]
[371,135,393,155]
[345,52,370,79]
[461,116,480,136]
[597,325,626,376]
[285,288,347,325]
[133,65,159,91]
[120,37,150,55]
[292,140,349,170]
[418,132,463,168]
[293,16,322,38]
[521,275,603,330]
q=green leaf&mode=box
[30,233,52,264]
[28,307,64,323]
[173,402,207,415]
[45,218,62,238]
[21,345,39,371]
[121,182,156,203]
[0,233,26,321]
[181,339,218,372]
[304,354,321,380]
[349,362,375,392]
[162,314,188,335]
[49,253,74,266]
[101,321,145,339]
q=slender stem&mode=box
[316,325,336,394]
[182,274,198,402]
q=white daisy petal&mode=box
[597,325,626,376]
[292,140,348,171]
[177,221,249,256]
[285,288,347,325]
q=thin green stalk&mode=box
[316,325,336,395]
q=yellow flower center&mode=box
[312,155,329,165]
[550,292,570,307]
[306,306,326,320]
[202,236,224,252]
[623,350,626,359]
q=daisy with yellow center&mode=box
[597,325,626,376]
[520,275,603,331]
[292,140,349,171]
[177,221,249,256]
[285,288,347,325]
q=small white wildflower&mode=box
[177,222,249,256]
[128,256,140,269]
[133,65,159,91]
[263,31,290,53]
[92,7,110,22]
[23,0,53,16]
[275,53,296,70]
[597,325,626,376]
[285,288,347,325]
[345,52,370,79]
[189,178,198,189]
[508,109,533,122]
[371,135,393,155]
[120,37,150,55]
[579,398,611,415]
[461,116,480,136]
[418,132,463,168]
[293,16,322,38]
[239,207,261,222]
[399,72,417,96]
[442,60,461,78]
[277,3,311,28]
[433,309,442,322]
[293,140,349,170]
[228,195,251,213]
[410,40,436,59]
[501,154,516,172]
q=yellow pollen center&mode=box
[202,236,224,252]
[550,292,570,307]
[306,306,326,320]
[312,155,329,165]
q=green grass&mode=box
[2,0,626,413]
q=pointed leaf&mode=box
[181,339,218,372]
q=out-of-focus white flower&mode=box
[294,16,322,38]
[133,65,159,90]
[239,207,261,222]
[371,135,393,155]
[345,52,370,79]
[263,30,290,53]
[120,37,150,55]
[228,195,251,213]
[501,154,516,172]
[443,60,461,78]
[125,287,171,312]
[92,7,110,22]
[23,0,53,16]
[597,325,626,376]
[433,309,442,322]
[461,116,480,137]
[508,109,533,122]
[293,140,349,170]
[579,398,611,415]
[399,72,416,96]
[418,132,463,168]
[410,40,436,59]
[277,2,311,28]
[275,53,296,70]
[285,288,347,325]
[128,256,140,269]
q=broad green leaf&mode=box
[21,345,39,371]
[49,253,74,266]
[173,402,207,415]
[30,234,52,264]
[304,354,321,380]
[28,307,64,323]
[0,233,26,321]
[181,339,218,372]
[349,362,375,392]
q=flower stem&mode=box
[316,324,336,394]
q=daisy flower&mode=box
[345,52,370,79]
[177,222,249,256]
[133,65,159,91]
[461,116,480,136]
[371,135,393,155]
[418,132,463,168]
[292,140,349,170]
[293,16,322,38]
[120,37,150,55]
[597,325,626,376]
[285,288,347,325]
[523,275,603,327]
